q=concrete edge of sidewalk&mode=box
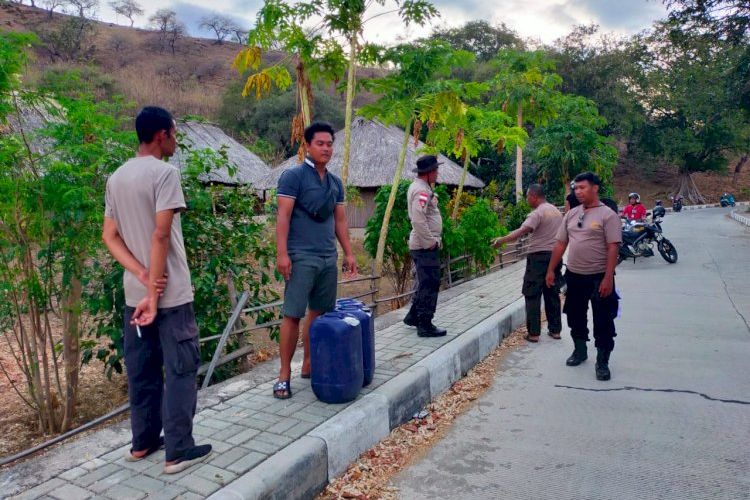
[208,296,526,500]
[670,200,749,212]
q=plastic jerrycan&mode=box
[335,298,365,308]
[309,312,364,404]
[336,304,375,387]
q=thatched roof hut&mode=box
[256,117,485,190]
[170,120,271,186]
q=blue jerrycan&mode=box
[336,298,365,308]
[309,312,364,404]
[335,304,375,387]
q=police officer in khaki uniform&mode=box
[403,155,447,337]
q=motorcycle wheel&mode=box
[658,239,678,263]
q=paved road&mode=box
[393,208,750,500]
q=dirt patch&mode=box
[0,335,129,462]
[613,160,750,209]
[317,325,529,500]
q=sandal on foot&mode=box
[524,334,540,343]
[548,332,562,340]
[125,436,165,462]
[273,380,292,399]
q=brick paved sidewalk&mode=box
[3,262,525,500]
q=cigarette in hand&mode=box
[136,325,142,338]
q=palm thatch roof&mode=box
[256,117,485,190]
[170,120,271,186]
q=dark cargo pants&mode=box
[563,271,619,352]
[408,248,441,324]
[523,251,562,336]
[123,302,200,462]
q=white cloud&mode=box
[95,0,666,43]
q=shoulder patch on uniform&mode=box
[418,191,429,207]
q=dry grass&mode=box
[0,333,129,462]
[1,3,381,122]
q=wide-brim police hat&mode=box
[413,154,442,173]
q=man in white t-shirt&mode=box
[102,106,212,474]
[493,184,563,342]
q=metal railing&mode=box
[202,236,530,388]
[0,238,528,468]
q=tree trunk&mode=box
[675,172,706,205]
[61,272,82,431]
[341,33,358,189]
[452,153,471,221]
[515,106,523,202]
[732,154,747,185]
[373,120,412,295]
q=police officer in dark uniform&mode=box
[403,155,447,337]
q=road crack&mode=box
[554,385,750,405]
[706,247,750,335]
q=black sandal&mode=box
[125,436,165,462]
[273,380,292,399]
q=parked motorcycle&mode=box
[670,195,683,212]
[619,205,678,264]
[720,193,735,207]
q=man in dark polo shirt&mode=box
[546,171,621,381]
[273,122,358,399]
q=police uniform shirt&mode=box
[407,178,443,250]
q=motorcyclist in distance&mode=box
[622,192,647,222]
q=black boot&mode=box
[566,339,588,366]
[403,310,418,327]
[417,320,447,337]
[595,349,611,381]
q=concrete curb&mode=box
[206,436,328,500]
[308,394,390,480]
[666,200,749,212]
[215,296,527,499]
[730,209,750,227]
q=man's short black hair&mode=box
[574,171,601,186]
[135,106,174,144]
[304,122,335,144]
[527,184,545,198]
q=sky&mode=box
[96,0,668,45]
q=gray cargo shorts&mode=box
[283,253,338,318]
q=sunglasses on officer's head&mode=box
[577,212,585,228]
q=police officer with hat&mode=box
[403,155,447,337]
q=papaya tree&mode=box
[418,81,526,219]
[489,49,562,201]
[358,41,472,286]
[233,0,346,159]
[235,0,439,185]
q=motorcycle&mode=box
[618,206,678,264]
[720,193,735,207]
[670,195,683,212]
